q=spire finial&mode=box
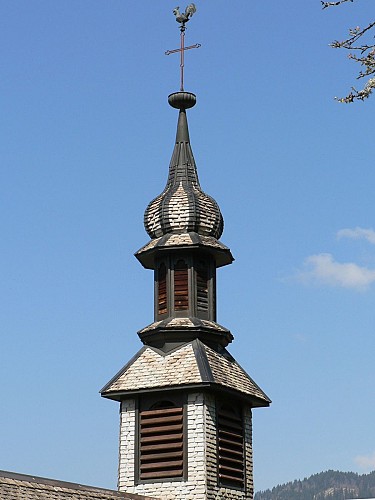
[173,3,196,26]
[165,4,201,91]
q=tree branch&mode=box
[322,0,375,102]
[321,0,354,9]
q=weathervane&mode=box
[165,4,201,91]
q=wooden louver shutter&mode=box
[196,261,209,312]
[174,260,188,311]
[139,406,184,480]
[218,405,245,489]
[158,263,167,315]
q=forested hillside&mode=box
[255,470,375,500]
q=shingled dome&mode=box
[144,92,224,240]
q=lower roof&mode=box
[135,231,234,269]
[0,470,155,500]
[101,338,271,407]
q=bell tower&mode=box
[101,5,270,500]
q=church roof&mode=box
[135,231,233,269]
[0,470,155,500]
[100,339,271,407]
[143,92,224,242]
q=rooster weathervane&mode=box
[165,3,201,91]
[173,4,196,26]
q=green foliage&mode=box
[255,470,375,500]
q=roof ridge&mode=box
[203,344,272,405]
[0,470,142,497]
[191,339,214,382]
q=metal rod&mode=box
[180,28,185,91]
[165,6,201,91]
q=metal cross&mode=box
[165,5,201,91]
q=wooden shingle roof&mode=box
[0,470,155,500]
[101,339,271,407]
[143,93,224,242]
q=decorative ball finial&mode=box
[168,91,196,110]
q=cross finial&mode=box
[166,4,201,91]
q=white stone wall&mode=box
[117,394,253,500]
[118,399,136,491]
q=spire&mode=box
[144,92,224,241]
[143,7,222,242]
[136,5,233,270]
[175,105,190,143]
[139,89,233,347]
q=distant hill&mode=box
[254,470,375,500]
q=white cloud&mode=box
[337,227,375,245]
[297,253,375,291]
[292,333,309,343]
[354,451,375,471]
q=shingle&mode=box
[0,471,155,500]
[101,340,270,406]
[102,343,201,393]
[202,344,271,405]
[143,122,224,240]
[135,231,230,256]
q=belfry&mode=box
[101,5,270,500]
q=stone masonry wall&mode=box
[117,394,253,500]
[118,394,207,500]
[118,399,136,491]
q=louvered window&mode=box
[196,261,209,312]
[139,403,184,481]
[174,260,188,311]
[158,263,167,315]
[218,404,245,489]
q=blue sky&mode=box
[1,0,374,493]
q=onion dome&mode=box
[144,92,224,240]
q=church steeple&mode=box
[144,91,223,241]
[101,6,270,499]
[136,89,234,349]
